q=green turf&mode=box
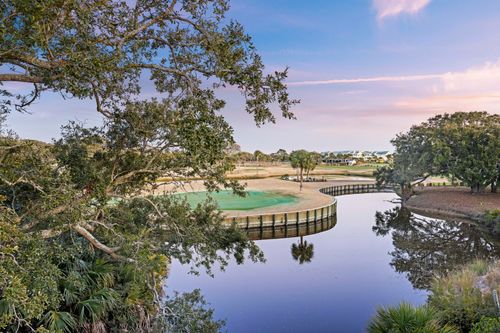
[173,190,298,211]
[317,164,386,170]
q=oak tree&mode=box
[0,0,298,331]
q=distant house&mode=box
[373,151,391,161]
[321,150,391,165]
[322,157,356,166]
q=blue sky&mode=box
[7,0,500,152]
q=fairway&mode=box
[173,190,299,211]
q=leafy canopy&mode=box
[0,0,297,331]
[376,112,500,200]
[289,150,319,190]
[1,0,298,122]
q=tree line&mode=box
[231,148,290,163]
[376,112,499,204]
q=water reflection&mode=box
[244,215,336,241]
[167,196,500,332]
[291,236,314,264]
[373,207,500,289]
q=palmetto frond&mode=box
[367,303,459,333]
[76,288,119,323]
[42,311,77,333]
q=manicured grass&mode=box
[317,164,386,171]
[172,190,299,211]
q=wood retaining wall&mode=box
[226,200,337,229]
[225,183,392,230]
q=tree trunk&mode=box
[399,183,413,206]
[471,183,483,194]
[299,168,303,191]
[492,174,498,193]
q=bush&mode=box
[484,210,500,234]
[367,303,459,333]
[470,317,500,333]
[428,260,500,332]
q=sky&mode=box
[6,0,500,152]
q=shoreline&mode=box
[405,204,484,223]
[406,187,500,223]
[157,177,375,217]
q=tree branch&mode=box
[14,83,41,111]
[0,73,44,83]
[120,0,177,45]
[2,52,55,70]
[128,63,194,83]
[411,174,431,187]
[73,225,134,263]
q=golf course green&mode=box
[173,190,298,211]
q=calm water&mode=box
[166,193,499,333]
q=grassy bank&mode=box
[368,260,500,333]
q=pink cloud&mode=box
[288,73,441,86]
[373,0,431,20]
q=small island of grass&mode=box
[172,190,299,211]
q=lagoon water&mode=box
[166,192,499,332]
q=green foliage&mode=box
[470,316,500,333]
[233,151,254,163]
[289,150,319,190]
[42,311,77,333]
[367,253,500,333]
[161,290,226,333]
[373,207,500,290]
[375,116,445,202]
[428,260,500,332]
[271,148,289,162]
[367,303,459,333]
[0,0,298,121]
[253,150,270,162]
[427,112,499,192]
[484,210,500,234]
[0,0,297,331]
[377,112,500,201]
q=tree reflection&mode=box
[373,207,500,289]
[291,236,314,264]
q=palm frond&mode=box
[42,310,77,333]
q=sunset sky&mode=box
[7,0,500,152]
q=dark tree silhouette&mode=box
[291,236,314,264]
[373,207,500,289]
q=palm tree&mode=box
[291,236,314,264]
[40,258,120,333]
[305,152,320,179]
[290,150,310,191]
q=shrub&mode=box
[470,317,500,333]
[484,210,500,234]
[428,260,500,332]
[367,303,459,333]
